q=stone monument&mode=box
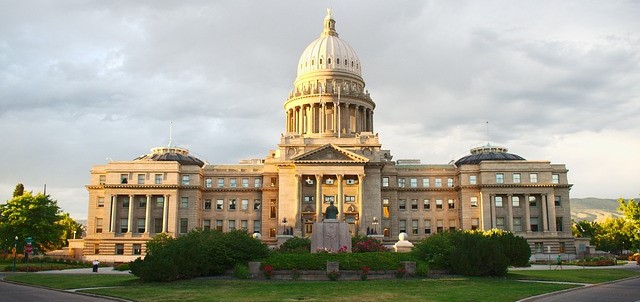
[393,232,414,253]
[310,201,352,253]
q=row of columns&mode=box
[107,194,170,234]
[286,102,373,135]
[488,193,557,232]
[291,174,364,223]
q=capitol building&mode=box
[83,10,574,261]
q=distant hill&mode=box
[571,197,622,222]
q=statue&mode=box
[325,200,339,220]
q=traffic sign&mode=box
[25,243,33,254]
[26,237,33,244]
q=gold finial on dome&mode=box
[322,8,338,37]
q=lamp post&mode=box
[282,217,288,235]
[73,230,77,240]
[372,217,379,235]
[12,236,18,272]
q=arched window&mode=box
[328,58,331,64]
[311,59,315,65]
[319,58,322,65]
[351,61,354,67]
[345,60,348,66]
[337,58,340,64]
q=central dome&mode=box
[296,9,361,78]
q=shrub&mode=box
[233,264,250,279]
[130,229,269,282]
[278,237,311,253]
[484,229,531,267]
[263,251,415,270]
[352,235,389,253]
[412,232,454,269]
[415,262,429,277]
[114,263,130,271]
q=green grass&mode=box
[507,269,640,284]
[5,274,140,289]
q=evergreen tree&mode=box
[12,183,24,197]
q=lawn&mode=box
[0,258,88,272]
[6,269,640,302]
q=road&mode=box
[0,272,122,302]
[523,276,640,302]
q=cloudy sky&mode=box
[1,1,638,220]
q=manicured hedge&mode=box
[262,252,416,270]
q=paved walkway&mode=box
[510,261,640,271]
[35,267,131,275]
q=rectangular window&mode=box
[410,178,417,188]
[203,220,211,230]
[513,217,522,232]
[116,244,124,255]
[345,195,356,203]
[155,174,163,184]
[346,179,355,185]
[423,199,431,210]
[496,173,504,184]
[513,173,521,183]
[448,199,455,209]
[216,220,223,231]
[436,219,444,233]
[383,198,390,219]
[422,178,430,187]
[559,242,566,253]
[529,196,537,207]
[411,220,419,235]
[97,197,104,207]
[470,196,478,207]
[123,197,130,208]
[229,199,237,210]
[99,175,106,184]
[120,218,128,233]
[324,195,335,203]
[424,220,431,234]
[469,175,477,185]
[217,178,224,188]
[253,220,261,233]
[182,175,190,185]
[242,178,249,188]
[205,178,212,188]
[241,199,249,210]
[397,178,405,188]
[399,220,406,233]
[436,199,443,209]
[530,173,538,183]
[556,217,564,232]
[241,220,248,231]
[137,218,145,233]
[180,218,188,234]
[156,196,164,208]
[216,199,224,210]
[95,218,103,233]
[496,217,505,229]
[230,178,237,188]
[555,196,561,207]
[204,199,212,210]
[534,242,544,253]
[382,177,389,187]
[435,178,442,187]
[270,177,277,187]
[120,174,128,184]
[139,196,146,208]
[447,178,454,187]
[254,177,262,187]
[552,174,559,184]
[137,174,145,184]
[133,244,142,255]
[180,197,189,209]
[398,199,406,210]
[471,218,479,230]
[254,199,261,210]
[495,196,503,207]
[411,199,418,210]
[449,219,456,231]
[228,220,236,231]
[270,199,277,219]
[530,217,539,232]
[325,177,334,185]
[512,196,520,207]
[270,228,276,237]
[154,218,163,233]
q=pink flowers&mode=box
[262,265,273,279]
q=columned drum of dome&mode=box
[284,9,375,138]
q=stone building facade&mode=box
[83,10,574,261]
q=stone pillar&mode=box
[127,194,134,233]
[320,103,325,133]
[541,194,548,232]
[490,195,496,229]
[110,195,117,233]
[315,174,323,221]
[145,195,151,234]
[358,174,365,232]
[337,174,344,221]
[506,194,513,231]
[548,192,557,232]
[524,194,531,233]
[162,194,169,233]
[333,103,337,134]
[294,174,301,231]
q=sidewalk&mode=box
[36,267,131,275]
[510,261,639,271]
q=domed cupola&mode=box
[284,9,376,139]
[455,143,526,166]
[134,146,205,167]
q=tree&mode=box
[56,213,84,249]
[0,191,65,253]
[618,198,640,222]
[12,183,24,197]
[572,220,599,238]
[592,217,634,254]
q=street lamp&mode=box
[372,217,379,235]
[282,217,288,235]
[12,236,18,272]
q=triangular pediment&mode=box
[292,144,369,163]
